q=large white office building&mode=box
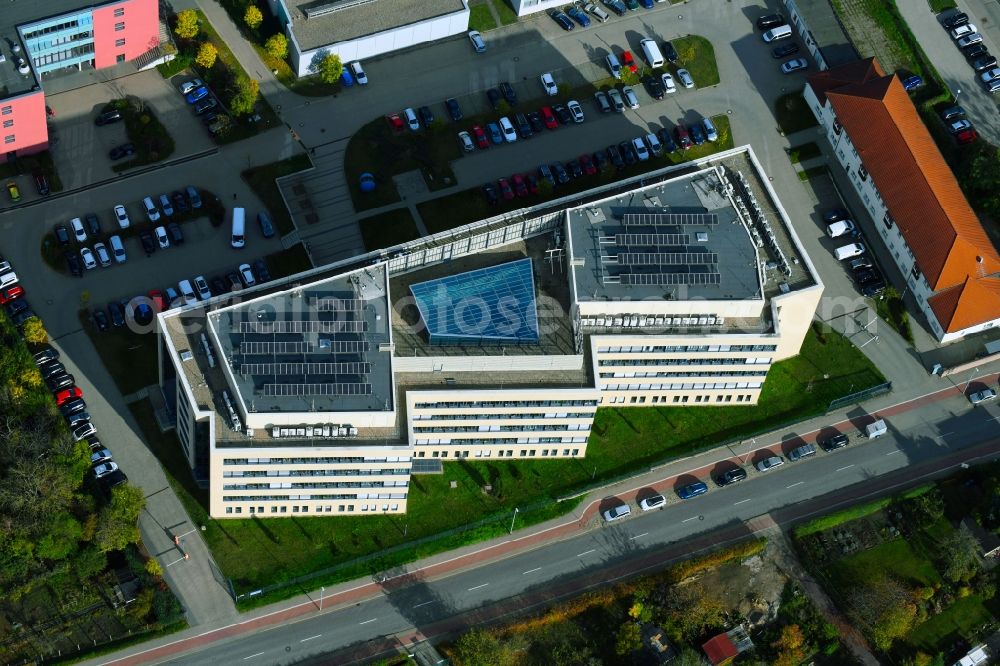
[157,146,823,519]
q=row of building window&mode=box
[413,424,590,433]
[598,357,771,367]
[33,42,95,67]
[224,503,401,514]
[223,456,410,465]
[28,30,93,53]
[416,436,587,445]
[23,19,85,40]
[415,448,581,458]
[223,467,410,478]
[412,411,594,421]
[413,399,599,409]
[606,393,756,405]
[223,480,408,490]
[602,381,764,391]
[599,370,769,379]
[223,492,407,501]
[597,344,777,354]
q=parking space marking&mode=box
[243,653,265,660]
[787,481,804,488]
[734,498,752,505]
[413,600,436,608]
[885,450,903,456]
[629,532,648,540]
[300,635,321,643]
[523,567,542,575]
[682,516,698,523]
[467,583,489,592]
[577,549,596,557]
[835,464,854,472]
[359,618,377,625]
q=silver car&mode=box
[969,388,997,405]
[607,88,625,112]
[676,69,695,88]
[756,455,784,472]
[621,85,639,109]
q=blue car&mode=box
[901,74,923,91]
[566,6,591,27]
[688,122,706,146]
[676,481,708,500]
[638,0,653,7]
[486,122,504,145]
[184,86,209,104]
[549,9,575,31]
[341,69,354,87]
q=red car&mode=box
[471,125,490,149]
[540,106,559,129]
[55,387,83,406]
[512,173,529,197]
[579,154,598,176]
[622,51,638,73]
[675,124,693,150]
[498,178,515,201]
[0,285,24,304]
[956,128,978,145]
[147,289,167,312]
[386,113,404,132]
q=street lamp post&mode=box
[509,507,519,534]
[742,438,756,465]
[320,586,325,611]
[964,367,980,393]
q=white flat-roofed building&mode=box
[158,146,822,519]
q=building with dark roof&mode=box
[804,57,1000,342]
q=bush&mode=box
[317,53,342,83]
[229,74,260,116]
[174,9,199,39]
[264,33,287,60]
[195,42,217,69]
[244,5,263,30]
[22,317,47,345]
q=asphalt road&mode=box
[109,391,1000,666]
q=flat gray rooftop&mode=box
[0,0,93,98]
[284,0,466,52]
[791,0,860,68]
[209,265,394,414]
[568,171,762,303]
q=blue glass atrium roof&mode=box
[409,258,540,345]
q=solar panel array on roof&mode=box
[601,212,720,288]
[409,258,540,345]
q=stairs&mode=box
[133,16,176,70]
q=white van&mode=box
[177,279,198,306]
[834,242,865,260]
[826,219,856,238]
[762,25,793,42]
[640,39,665,68]
[865,419,887,439]
[230,207,246,248]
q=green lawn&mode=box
[828,539,941,591]
[775,92,820,135]
[491,0,518,25]
[419,115,734,235]
[358,206,421,251]
[670,35,720,87]
[909,596,993,653]
[469,0,498,32]
[176,323,883,599]
[241,154,313,236]
[875,287,914,344]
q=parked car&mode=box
[498,81,518,105]
[951,23,978,40]
[511,173,529,197]
[458,130,475,153]
[585,2,610,22]
[92,462,119,479]
[54,225,70,247]
[756,455,784,472]
[184,87,209,104]
[956,128,978,144]
[781,58,809,74]
[639,494,665,511]
[939,105,966,120]
[350,60,367,85]
[65,252,82,277]
[602,503,630,522]
[963,42,989,58]
[702,117,718,142]
[820,433,850,451]
[167,222,185,245]
[715,467,748,486]
[33,171,49,196]
[185,186,202,209]
[482,182,499,205]
[631,136,650,161]
[675,124,693,150]
[95,109,122,125]
[689,121,706,145]
[6,181,20,202]
[239,263,256,287]
[158,193,174,217]
[958,33,983,49]
[0,285,24,305]
[607,88,625,113]
[661,72,676,94]
[788,443,817,462]
[566,4,591,26]
[95,242,113,267]
[468,30,486,52]
[676,69,694,88]
[567,100,585,123]
[70,217,87,242]
[499,116,518,142]
[403,107,420,131]
[948,119,973,134]
[540,106,559,129]
[621,86,639,109]
[772,43,800,58]
[445,97,463,121]
[676,481,708,500]
[55,388,83,407]
[663,40,679,64]
[969,388,997,405]
[526,110,545,133]
[418,106,434,129]
[594,90,611,113]
[980,67,1000,84]
[471,125,489,149]
[178,78,204,95]
[972,55,998,72]
[486,88,502,110]
[657,127,678,152]
[622,50,637,73]
[538,164,556,187]
[943,12,969,30]
[579,153,598,175]
[108,301,125,327]
[552,163,571,184]
[139,231,156,256]
[549,9,575,30]
[79,247,97,270]
[606,54,622,79]
[644,76,665,100]
[72,422,97,442]
[193,97,218,115]
[172,190,189,213]
[113,204,130,229]
[607,144,625,170]
[602,0,626,16]
[757,13,785,30]
[540,72,558,96]
[565,159,583,179]
[901,74,923,90]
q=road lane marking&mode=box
[836,464,854,472]
[359,618,377,625]
[885,450,903,455]
[243,653,265,660]
[577,549,596,557]
[523,567,542,575]
[682,516,698,523]
[936,431,954,439]
[734,498,751,505]
[300,635,321,643]
[787,481,804,488]
[629,532,648,540]
[467,583,489,591]
[413,600,436,608]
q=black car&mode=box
[715,467,748,486]
[514,112,532,139]
[171,191,190,214]
[65,251,82,277]
[139,231,156,256]
[60,398,87,417]
[167,222,184,245]
[821,433,850,451]
[619,141,637,165]
[657,127,678,152]
[486,88,502,111]
[108,301,125,327]
[95,109,122,126]
[47,373,75,391]
[552,163,570,185]
[11,309,35,327]
[252,258,271,283]
[552,104,572,125]
[6,298,29,318]
[84,213,100,236]
[210,276,228,296]
[417,106,434,128]
[973,55,998,72]
[445,97,463,121]
[607,144,625,170]
[963,42,988,58]
[592,150,607,171]
[41,361,66,380]
[565,159,583,179]
[549,9,575,31]
[33,172,49,196]
[34,347,59,365]
[482,182,499,205]
[757,13,785,30]
[854,267,883,285]
[54,224,71,247]
[201,112,219,126]
[689,122,706,145]
[940,105,965,121]
[194,97,217,115]
[92,307,110,331]
[943,12,969,30]
[663,40,679,64]
[772,43,800,58]
[526,110,545,134]
[498,81,518,106]
[643,76,665,100]
[109,143,136,160]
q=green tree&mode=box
[35,512,83,561]
[317,53,343,84]
[451,628,514,666]
[619,68,640,86]
[959,142,1000,218]
[772,624,808,666]
[145,558,163,577]
[229,75,260,116]
[22,317,47,345]
[94,485,146,552]
[195,42,217,69]
[174,9,199,39]
[847,574,918,651]
[265,33,288,60]
[529,620,597,666]
[614,622,642,657]
[244,5,263,30]
[939,528,981,582]
[73,546,107,579]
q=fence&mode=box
[827,381,892,411]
